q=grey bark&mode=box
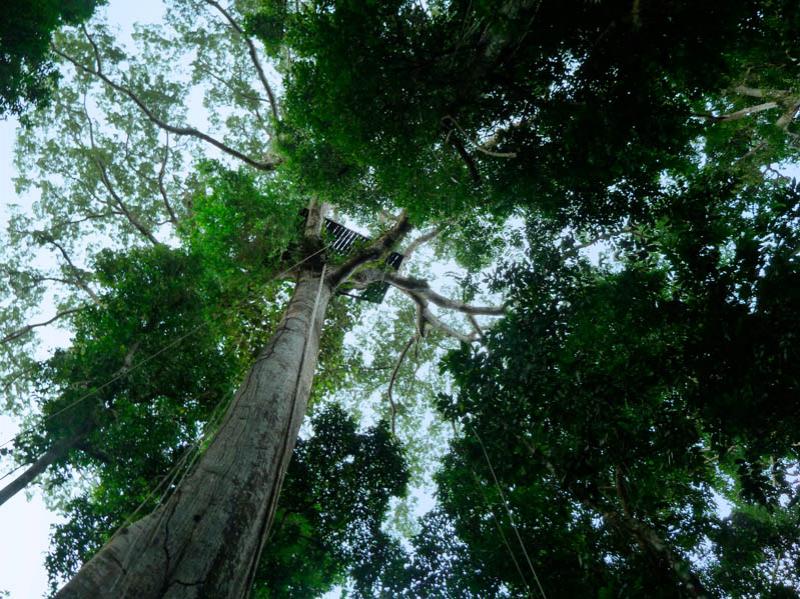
[54,270,332,598]
[0,431,83,507]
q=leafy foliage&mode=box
[0,0,104,115]
[47,404,408,598]
[399,174,800,596]
[254,405,408,598]
[273,0,800,226]
[4,0,800,597]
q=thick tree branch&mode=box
[733,85,790,99]
[776,99,800,130]
[414,301,426,338]
[362,270,506,315]
[326,212,411,288]
[53,35,278,172]
[0,429,86,507]
[697,90,800,131]
[401,227,441,266]
[446,131,482,183]
[1,308,85,346]
[695,101,780,122]
[404,290,476,343]
[204,0,280,122]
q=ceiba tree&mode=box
[3,0,800,597]
[1,2,503,596]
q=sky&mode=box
[0,2,165,596]
[0,115,61,599]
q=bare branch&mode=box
[414,301,426,338]
[204,0,280,122]
[41,235,100,303]
[733,85,790,99]
[446,131,482,183]
[53,34,279,172]
[443,115,517,158]
[468,314,484,339]
[404,290,476,343]
[401,228,441,266]
[1,308,86,346]
[376,271,505,315]
[117,340,142,376]
[695,101,780,122]
[421,308,475,343]
[386,334,416,435]
[697,90,800,132]
[776,99,800,130]
[158,132,180,226]
[482,119,529,154]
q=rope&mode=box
[467,466,532,596]
[0,460,26,484]
[104,251,330,592]
[450,419,534,598]
[244,262,328,593]
[471,425,547,599]
[108,387,234,594]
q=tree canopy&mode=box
[0,0,105,115]
[2,0,800,597]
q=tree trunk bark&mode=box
[0,431,83,507]
[55,270,332,599]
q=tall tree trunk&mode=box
[55,269,332,599]
[0,431,84,507]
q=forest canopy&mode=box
[1,0,800,597]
